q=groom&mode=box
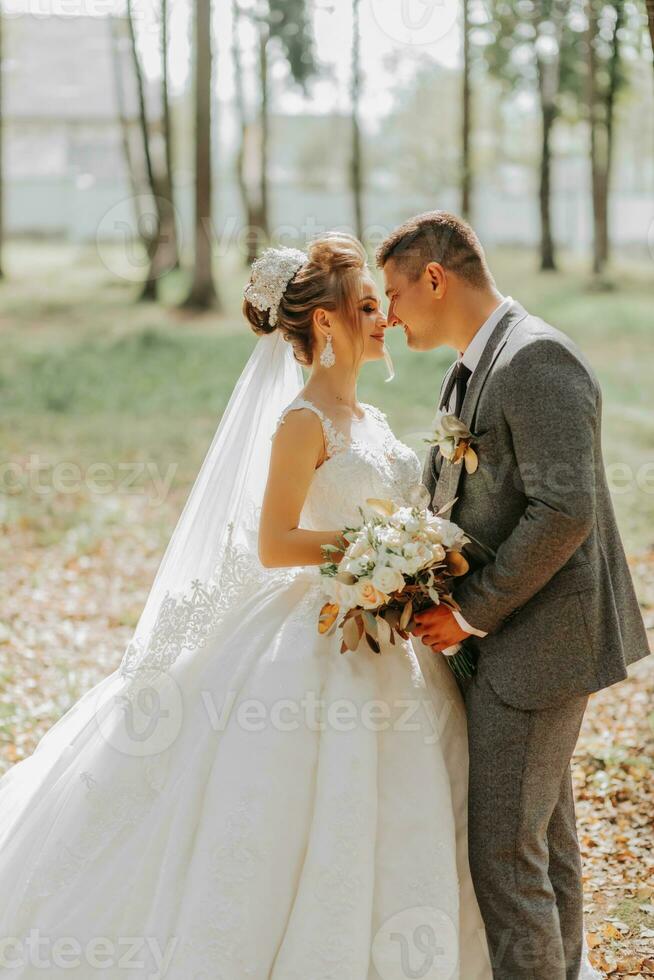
[377,211,650,980]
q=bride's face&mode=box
[329,273,389,369]
[313,272,389,373]
[356,274,390,365]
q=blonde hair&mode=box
[243,233,369,366]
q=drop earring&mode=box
[320,335,336,368]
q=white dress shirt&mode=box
[447,295,513,643]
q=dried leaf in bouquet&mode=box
[464,447,478,474]
[445,551,469,577]
[400,600,413,632]
[376,615,392,647]
[342,615,362,652]
[318,603,339,635]
[366,498,395,517]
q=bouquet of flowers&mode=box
[317,488,477,680]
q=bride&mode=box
[0,235,595,979]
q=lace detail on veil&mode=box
[119,524,293,685]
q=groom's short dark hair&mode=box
[376,211,493,288]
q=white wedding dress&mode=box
[0,396,598,980]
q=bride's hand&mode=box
[412,605,471,653]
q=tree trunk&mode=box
[126,0,163,300]
[586,0,604,276]
[160,0,180,272]
[108,17,142,232]
[257,23,271,243]
[534,3,566,273]
[461,0,472,219]
[539,101,557,271]
[647,0,654,61]
[182,0,219,310]
[351,0,364,240]
[232,0,260,265]
[601,0,624,268]
[587,0,623,276]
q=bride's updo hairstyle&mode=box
[243,233,369,367]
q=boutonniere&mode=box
[424,410,479,474]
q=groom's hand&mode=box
[412,605,471,653]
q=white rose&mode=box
[379,543,404,567]
[422,525,443,544]
[326,579,360,609]
[371,566,405,595]
[430,517,467,551]
[378,527,403,549]
[388,553,408,571]
[402,542,434,574]
[404,541,431,561]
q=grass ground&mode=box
[0,240,652,974]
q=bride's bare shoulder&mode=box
[272,400,326,463]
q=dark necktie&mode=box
[440,361,472,418]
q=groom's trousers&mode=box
[465,667,588,980]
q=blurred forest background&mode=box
[0,1,653,973]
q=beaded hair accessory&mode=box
[243,247,308,327]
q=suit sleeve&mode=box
[453,339,600,635]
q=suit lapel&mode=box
[432,301,528,514]
[438,361,458,412]
[422,360,458,493]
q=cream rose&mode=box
[355,580,390,610]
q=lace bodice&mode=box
[275,397,422,529]
[119,398,422,682]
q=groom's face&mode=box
[383,259,442,352]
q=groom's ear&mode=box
[426,262,446,298]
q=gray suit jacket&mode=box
[423,301,651,710]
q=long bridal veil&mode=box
[120,329,303,678]
[0,331,303,857]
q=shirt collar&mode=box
[459,295,513,375]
